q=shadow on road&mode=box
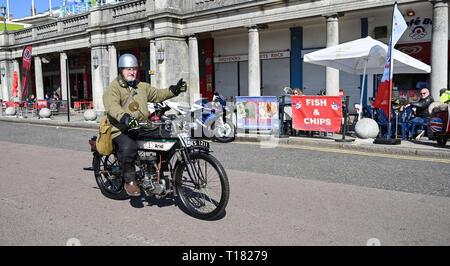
[128,195,227,221]
[410,139,449,149]
[129,195,177,209]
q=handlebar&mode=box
[128,120,170,132]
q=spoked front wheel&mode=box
[93,152,127,200]
[212,117,235,143]
[174,152,230,220]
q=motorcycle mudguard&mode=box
[430,116,444,134]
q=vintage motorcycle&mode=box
[88,102,230,220]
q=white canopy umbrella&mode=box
[304,36,430,74]
[303,36,431,119]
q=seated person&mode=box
[401,88,433,139]
[26,94,36,103]
[292,88,302,96]
[52,93,60,101]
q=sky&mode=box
[0,0,80,19]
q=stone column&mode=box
[248,26,261,96]
[149,39,157,87]
[34,56,44,100]
[430,0,449,100]
[154,37,189,105]
[325,14,340,96]
[60,52,69,101]
[91,45,110,114]
[0,61,9,101]
[189,35,200,106]
[108,44,118,83]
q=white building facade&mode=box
[0,0,448,114]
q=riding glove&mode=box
[120,113,139,129]
[169,78,187,96]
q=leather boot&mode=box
[124,181,141,196]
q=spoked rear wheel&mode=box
[175,152,230,220]
[93,152,127,200]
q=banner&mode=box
[236,96,279,130]
[291,96,343,132]
[20,46,33,101]
[372,3,407,118]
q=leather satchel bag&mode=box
[95,116,113,156]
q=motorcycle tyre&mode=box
[437,136,448,146]
[211,119,235,143]
[93,152,128,200]
[174,152,230,220]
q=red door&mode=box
[200,38,214,101]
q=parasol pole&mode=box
[358,59,368,121]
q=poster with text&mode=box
[291,96,343,132]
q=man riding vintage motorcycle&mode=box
[103,53,187,197]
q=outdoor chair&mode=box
[37,100,48,109]
[396,107,413,140]
[363,105,375,119]
[373,108,395,137]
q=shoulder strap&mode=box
[122,87,135,111]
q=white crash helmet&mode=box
[118,53,138,68]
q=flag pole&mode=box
[386,3,397,140]
[374,2,406,145]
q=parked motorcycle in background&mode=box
[149,91,235,143]
[209,91,236,143]
[428,104,450,146]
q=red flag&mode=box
[372,47,392,117]
[20,46,33,101]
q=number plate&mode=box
[192,139,210,148]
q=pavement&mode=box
[1,110,449,159]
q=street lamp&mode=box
[92,55,99,69]
[1,6,6,32]
[157,49,164,62]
